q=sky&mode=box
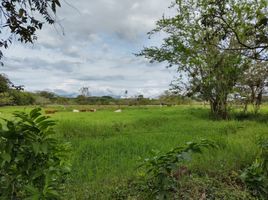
[1,0,177,98]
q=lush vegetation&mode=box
[0,108,71,199]
[0,105,268,199]
[139,0,268,119]
[0,0,267,199]
[0,74,197,106]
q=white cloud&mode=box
[1,0,176,98]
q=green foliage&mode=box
[0,0,61,62]
[194,0,268,60]
[235,61,268,114]
[159,90,192,105]
[0,90,36,106]
[75,95,149,106]
[34,96,52,106]
[0,108,71,199]
[1,105,266,199]
[9,90,35,105]
[0,73,11,93]
[0,74,36,106]
[241,137,268,198]
[37,91,57,100]
[241,162,268,198]
[138,0,253,119]
[139,139,218,199]
[0,92,14,106]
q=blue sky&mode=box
[1,0,176,98]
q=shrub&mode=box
[34,96,51,105]
[241,137,268,198]
[0,108,71,199]
[9,90,35,105]
[0,92,13,106]
[139,139,218,199]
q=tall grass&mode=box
[0,105,267,199]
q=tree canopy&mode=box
[190,0,268,60]
[0,0,61,62]
[139,0,268,119]
[0,73,11,93]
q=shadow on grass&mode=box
[187,107,268,123]
[233,112,268,123]
[187,107,211,120]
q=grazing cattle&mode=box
[79,109,87,112]
[73,109,80,113]
[45,110,57,114]
[114,109,122,113]
[89,109,97,112]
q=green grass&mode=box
[0,105,268,199]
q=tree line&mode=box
[1,73,267,107]
[0,74,197,106]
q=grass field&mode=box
[1,105,268,199]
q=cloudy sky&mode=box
[1,0,177,98]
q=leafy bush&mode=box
[0,92,13,106]
[241,137,268,198]
[9,90,35,105]
[139,139,218,199]
[0,108,71,199]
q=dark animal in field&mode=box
[89,109,97,112]
[45,110,57,114]
[79,109,87,112]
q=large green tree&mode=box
[0,0,61,63]
[139,0,250,119]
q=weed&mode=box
[138,139,218,199]
[241,137,268,199]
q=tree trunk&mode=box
[253,90,263,114]
[250,85,263,114]
[209,98,228,120]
